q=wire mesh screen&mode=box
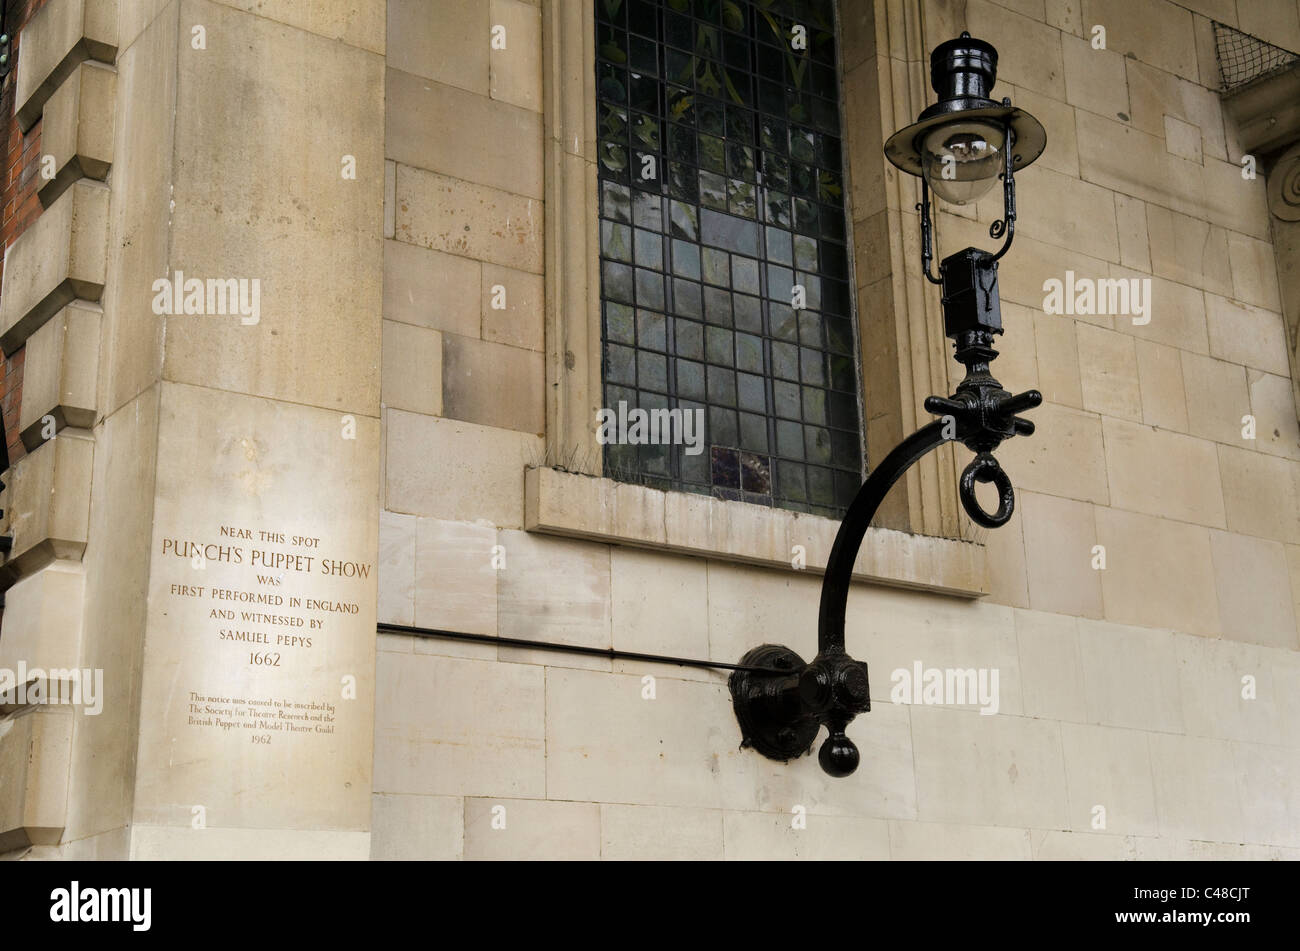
[1213,20,1298,91]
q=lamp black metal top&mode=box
[729,33,1046,778]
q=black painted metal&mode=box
[728,645,823,761]
[729,314,1042,774]
[883,32,1045,182]
[730,33,1046,777]
[375,622,784,674]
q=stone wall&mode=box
[0,0,53,469]
[0,0,1296,861]
[0,0,385,859]
[374,0,1300,860]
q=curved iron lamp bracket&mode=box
[730,257,1041,778]
[731,31,1046,778]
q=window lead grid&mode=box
[597,0,863,517]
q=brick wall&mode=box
[0,0,49,466]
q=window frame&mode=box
[539,0,977,551]
[592,0,866,516]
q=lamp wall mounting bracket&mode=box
[731,32,1046,778]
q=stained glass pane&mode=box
[598,0,863,516]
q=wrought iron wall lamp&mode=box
[729,33,1048,778]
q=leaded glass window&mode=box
[597,0,863,518]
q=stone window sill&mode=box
[524,467,988,598]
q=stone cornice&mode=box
[1222,61,1300,157]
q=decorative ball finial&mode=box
[819,731,860,778]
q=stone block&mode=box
[1032,313,1084,408]
[1204,294,1289,376]
[385,410,542,528]
[1014,164,1120,263]
[495,530,611,665]
[18,301,100,450]
[1082,0,1198,81]
[910,705,1068,829]
[1114,194,1151,272]
[381,320,442,417]
[7,430,94,571]
[15,0,117,131]
[488,0,543,112]
[1134,339,1188,431]
[1236,0,1300,54]
[967,0,1066,99]
[1127,59,1227,160]
[1233,739,1300,848]
[1076,617,1184,732]
[1175,632,1299,748]
[1181,351,1251,445]
[481,263,543,351]
[0,709,74,850]
[1145,204,1232,296]
[1209,530,1297,648]
[370,794,462,860]
[1102,417,1225,526]
[722,811,890,860]
[463,797,600,859]
[1147,732,1245,842]
[1095,505,1220,635]
[1062,33,1129,119]
[394,165,544,273]
[1247,369,1300,459]
[0,180,108,355]
[1013,609,1086,722]
[610,547,710,681]
[1217,443,1300,544]
[209,0,384,52]
[164,1,383,412]
[1227,231,1283,311]
[0,560,85,677]
[1021,491,1103,618]
[383,238,481,338]
[376,510,415,626]
[387,0,489,95]
[600,804,723,860]
[37,60,115,207]
[373,652,545,798]
[1060,722,1159,835]
[887,819,1032,860]
[442,334,544,434]
[414,518,498,637]
[997,401,1109,505]
[1076,323,1141,421]
[386,66,543,198]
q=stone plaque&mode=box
[131,382,378,858]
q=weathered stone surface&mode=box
[524,467,988,596]
[0,560,85,676]
[164,0,383,413]
[131,382,379,848]
[14,0,117,131]
[394,165,544,274]
[19,301,100,449]
[38,60,115,207]
[6,430,94,573]
[0,709,74,850]
[0,180,108,355]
